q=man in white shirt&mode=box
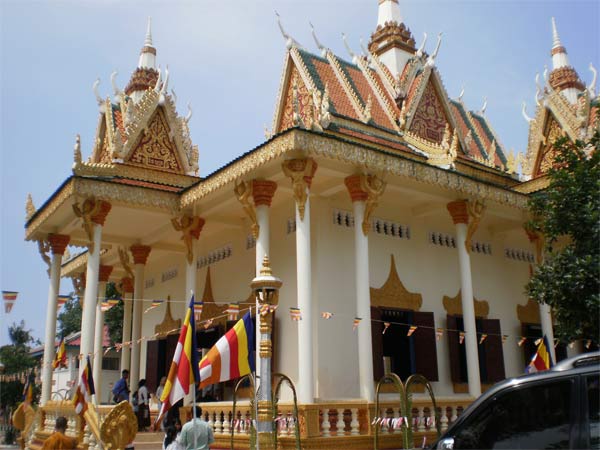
[177,406,214,450]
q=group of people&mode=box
[112,369,154,431]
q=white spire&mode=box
[550,17,569,70]
[377,0,403,27]
[551,17,561,50]
[138,17,156,69]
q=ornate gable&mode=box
[277,65,316,133]
[408,78,450,144]
[533,113,564,177]
[126,107,183,173]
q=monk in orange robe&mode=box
[42,416,78,449]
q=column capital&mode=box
[130,245,152,265]
[282,158,318,221]
[99,265,113,283]
[91,200,112,226]
[234,181,259,239]
[447,200,469,225]
[48,234,70,256]
[121,277,134,294]
[524,225,545,265]
[171,216,205,264]
[344,175,368,202]
[252,180,278,207]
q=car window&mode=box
[587,374,600,449]
[453,379,573,449]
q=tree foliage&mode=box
[105,282,124,345]
[0,321,40,408]
[57,295,82,338]
[526,128,600,344]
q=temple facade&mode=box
[24,1,598,448]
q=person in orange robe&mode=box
[42,416,78,449]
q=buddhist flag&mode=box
[353,317,362,331]
[526,335,553,373]
[53,337,67,369]
[289,307,301,321]
[479,334,488,345]
[22,370,35,404]
[321,312,333,320]
[407,326,417,337]
[56,295,70,310]
[227,303,240,321]
[198,311,255,389]
[436,328,444,341]
[73,357,95,415]
[459,331,465,344]
[2,291,18,313]
[518,337,527,347]
[383,322,391,334]
[144,300,164,313]
[193,301,204,321]
[156,295,200,426]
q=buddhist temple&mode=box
[21,1,598,448]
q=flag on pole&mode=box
[2,291,18,313]
[56,295,70,310]
[198,311,255,389]
[22,370,35,405]
[144,300,164,314]
[193,301,204,322]
[53,337,67,369]
[156,295,200,426]
[227,303,240,321]
[526,335,553,373]
[73,356,95,415]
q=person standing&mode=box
[177,406,214,450]
[156,376,167,430]
[137,379,150,431]
[112,369,130,403]
[42,416,78,449]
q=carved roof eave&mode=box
[25,176,180,242]
[512,174,550,194]
[289,47,319,95]
[271,52,294,134]
[90,112,108,162]
[72,161,198,188]
[180,128,530,211]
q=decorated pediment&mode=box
[370,255,422,311]
[443,290,489,318]
[277,64,317,133]
[407,77,452,144]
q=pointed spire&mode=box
[550,17,569,68]
[125,19,160,100]
[377,0,403,27]
[144,16,153,47]
[548,17,584,103]
[138,17,157,70]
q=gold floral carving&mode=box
[370,255,422,311]
[282,158,317,221]
[37,240,52,276]
[465,200,486,253]
[155,296,181,336]
[118,247,135,280]
[72,197,103,251]
[171,215,205,264]
[360,174,386,235]
[517,298,541,324]
[25,194,36,221]
[534,115,563,177]
[279,66,314,132]
[234,180,259,239]
[443,290,489,318]
[127,108,183,173]
[99,401,138,450]
[408,79,449,144]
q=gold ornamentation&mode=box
[99,401,138,450]
[517,298,541,324]
[25,194,36,221]
[370,255,423,311]
[548,66,585,92]
[171,215,205,264]
[360,174,386,235]
[71,273,85,299]
[234,180,259,239]
[74,134,82,164]
[118,247,135,280]
[534,115,564,177]
[72,197,102,250]
[443,290,489,318]
[524,225,545,265]
[282,158,317,221]
[279,66,314,132]
[199,267,228,329]
[37,239,52,276]
[408,77,449,144]
[12,402,36,449]
[155,296,182,336]
[368,20,416,57]
[465,200,486,253]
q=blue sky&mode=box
[1,0,598,345]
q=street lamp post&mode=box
[250,256,282,450]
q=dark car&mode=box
[432,352,600,449]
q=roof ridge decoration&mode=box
[325,51,370,123]
[367,49,402,97]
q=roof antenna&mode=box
[416,32,428,59]
[275,11,300,49]
[342,33,357,64]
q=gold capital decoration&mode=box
[118,247,135,280]
[282,158,317,221]
[234,180,259,239]
[465,199,486,253]
[37,240,52,276]
[72,197,112,252]
[360,174,386,235]
[524,225,545,265]
[171,215,205,264]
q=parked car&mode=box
[432,352,599,449]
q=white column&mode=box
[41,234,69,405]
[448,201,481,398]
[93,264,111,405]
[352,200,375,402]
[130,245,151,395]
[120,278,134,373]
[296,189,314,404]
[80,226,103,376]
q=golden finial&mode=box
[260,255,273,277]
[25,194,36,221]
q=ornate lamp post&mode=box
[251,256,282,450]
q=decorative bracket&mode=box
[360,174,386,235]
[524,225,545,265]
[118,247,135,280]
[465,200,486,253]
[282,158,317,221]
[72,197,111,252]
[171,215,205,264]
[234,180,259,239]
[37,240,52,277]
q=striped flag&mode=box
[73,357,95,415]
[56,295,70,310]
[2,291,18,314]
[526,335,553,373]
[53,337,67,369]
[198,311,255,389]
[144,300,164,314]
[156,295,200,426]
